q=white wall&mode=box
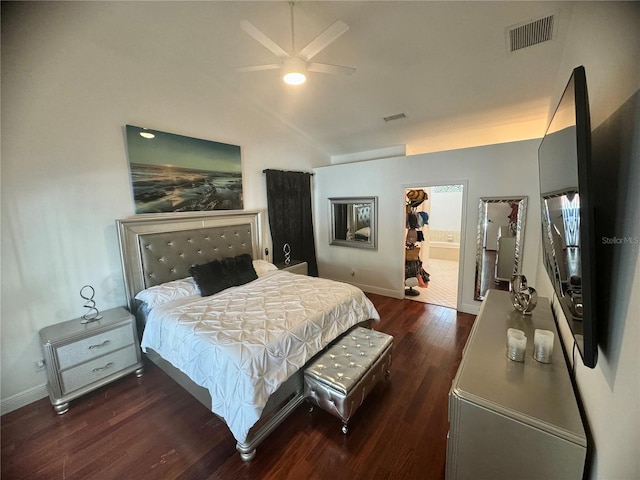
[314,138,542,313]
[534,3,640,479]
[1,2,327,412]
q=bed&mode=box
[116,210,380,460]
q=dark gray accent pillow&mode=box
[189,253,258,297]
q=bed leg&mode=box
[238,449,256,462]
[235,391,305,462]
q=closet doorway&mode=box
[404,184,464,309]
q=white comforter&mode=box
[140,271,380,443]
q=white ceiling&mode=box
[81,1,575,158]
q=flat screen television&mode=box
[538,65,597,368]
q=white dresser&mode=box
[446,289,586,480]
[40,307,144,414]
[495,226,516,281]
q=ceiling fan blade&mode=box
[237,64,282,72]
[298,20,349,61]
[240,20,290,59]
[307,62,356,76]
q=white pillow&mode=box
[252,259,278,277]
[135,277,200,308]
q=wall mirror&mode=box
[329,197,377,250]
[474,196,528,300]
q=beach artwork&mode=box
[125,125,242,213]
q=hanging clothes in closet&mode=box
[405,189,429,284]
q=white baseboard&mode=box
[360,285,404,299]
[322,276,404,300]
[1,383,48,416]
[355,281,482,310]
[459,301,481,315]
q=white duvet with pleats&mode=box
[140,271,380,443]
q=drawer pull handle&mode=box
[92,362,114,373]
[88,340,111,350]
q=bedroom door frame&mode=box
[401,180,468,310]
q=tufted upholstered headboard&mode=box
[355,204,371,231]
[116,211,262,311]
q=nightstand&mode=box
[39,307,144,414]
[276,260,308,276]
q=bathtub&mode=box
[429,241,460,261]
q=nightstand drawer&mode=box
[60,344,139,394]
[56,324,134,370]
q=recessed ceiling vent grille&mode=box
[383,113,407,122]
[508,15,554,52]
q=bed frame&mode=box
[116,210,311,461]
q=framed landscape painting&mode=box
[125,125,243,214]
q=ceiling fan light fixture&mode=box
[282,57,307,85]
[283,71,306,85]
[139,129,155,139]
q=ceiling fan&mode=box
[238,2,355,85]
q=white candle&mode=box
[534,329,554,363]
[507,328,527,362]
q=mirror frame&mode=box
[329,197,378,250]
[474,196,528,300]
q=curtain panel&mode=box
[265,169,319,276]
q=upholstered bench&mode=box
[304,327,393,434]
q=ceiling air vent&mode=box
[508,15,554,52]
[383,113,407,122]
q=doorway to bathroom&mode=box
[404,184,464,309]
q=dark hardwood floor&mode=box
[1,294,475,480]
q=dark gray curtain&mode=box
[265,169,318,276]
[334,204,348,240]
